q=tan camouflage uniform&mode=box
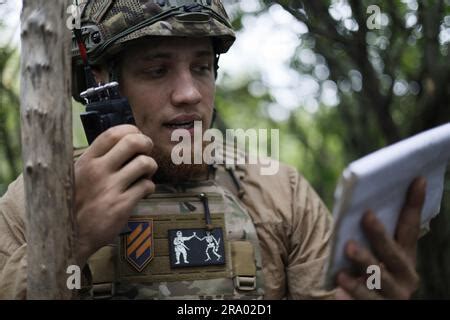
[0,157,334,299]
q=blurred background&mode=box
[0,0,449,298]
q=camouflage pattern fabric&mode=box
[86,180,265,300]
[74,0,235,63]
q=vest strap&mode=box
[231,241,257,291]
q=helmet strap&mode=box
[211,107,217,128]
[108,58,120,84]
[214,54,220,79]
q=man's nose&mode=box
[170,70,202,108]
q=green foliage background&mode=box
[0,0,449,298]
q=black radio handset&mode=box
[73,28,135,145]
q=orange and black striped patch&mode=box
[123,217,153,272]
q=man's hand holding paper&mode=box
[335,177,426,299]
[326,123,450,299]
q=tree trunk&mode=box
[20,0,75,299]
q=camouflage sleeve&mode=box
[0,175,27,299]
[286,169,336,299]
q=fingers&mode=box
[395,177,426,261]
[344,241,413,299]
[105,133,154,170]
[345,240,378,273]
[378,268,418,299]
[116,154,158,190]
[336,272,382,300]
[342,178,426,300]
[362,211,417,288]
[74,125,159,261]
[124,178,156,204]
[362,211,408,274]
[84,125,142,158]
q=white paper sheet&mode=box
[324,123,450,289]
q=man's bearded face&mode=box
[118,37,216,183]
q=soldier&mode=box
[0,0,425,299]
[173,231,196,264]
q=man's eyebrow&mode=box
[139,50,214,61]
[140,52,172,61]
[195,50,214,58]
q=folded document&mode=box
[324,123,450,289]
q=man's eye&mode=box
[193,64,212,74]
[143,67,167,78]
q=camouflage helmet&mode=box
[71,0,236,102]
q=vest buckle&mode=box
[233,276,256,291]
[91,282,115,300]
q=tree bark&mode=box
[20,0,75,299]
